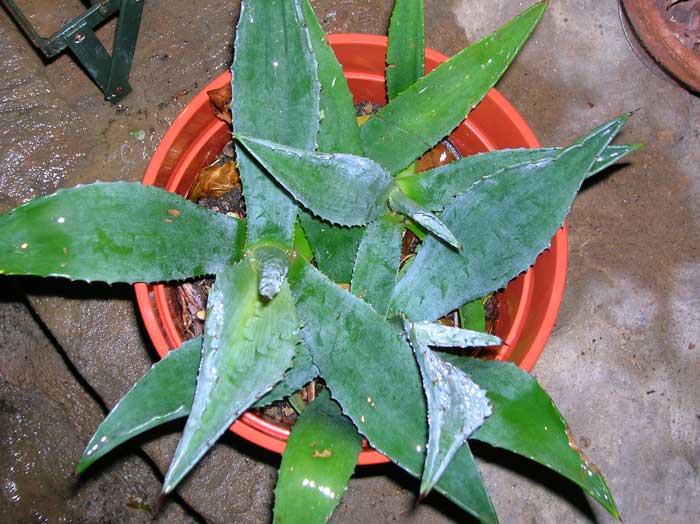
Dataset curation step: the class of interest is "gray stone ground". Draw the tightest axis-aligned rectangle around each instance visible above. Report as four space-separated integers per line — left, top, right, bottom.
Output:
0 0 698 523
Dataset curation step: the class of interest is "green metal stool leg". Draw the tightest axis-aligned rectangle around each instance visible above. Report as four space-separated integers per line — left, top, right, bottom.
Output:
65 27 114 95
105 0 145 101
1 0 144 103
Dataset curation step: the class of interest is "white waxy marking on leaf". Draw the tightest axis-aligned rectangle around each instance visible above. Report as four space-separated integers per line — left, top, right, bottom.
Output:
405 320 492 495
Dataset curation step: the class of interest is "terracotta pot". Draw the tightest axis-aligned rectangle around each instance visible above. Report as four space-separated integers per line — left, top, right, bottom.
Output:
620 0 700 92
134 34 568 466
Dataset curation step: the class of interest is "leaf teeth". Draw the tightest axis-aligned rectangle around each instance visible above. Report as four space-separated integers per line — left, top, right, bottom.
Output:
404 320 491 497
162 260 299 494
0 182 244 284
235 134 392 227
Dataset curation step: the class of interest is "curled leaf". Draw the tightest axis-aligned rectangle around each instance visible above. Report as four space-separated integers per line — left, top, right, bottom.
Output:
207 84 232 124
187 160 240 202
405 321 492 497
388 189 461 249
411 320 501 348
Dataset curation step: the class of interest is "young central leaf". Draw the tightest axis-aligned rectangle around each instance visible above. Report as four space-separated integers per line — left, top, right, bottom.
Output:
273 390 362 524
250 244 290 300
405 321 492 497
163 259 299 493
235 135 393 226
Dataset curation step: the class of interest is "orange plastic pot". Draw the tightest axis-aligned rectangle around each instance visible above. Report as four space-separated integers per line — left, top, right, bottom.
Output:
135 34 567 466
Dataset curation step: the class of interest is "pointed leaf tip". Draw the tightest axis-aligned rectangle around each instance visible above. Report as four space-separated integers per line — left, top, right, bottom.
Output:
412 321 502 348
288 259 498 523
361 0 548 174
162 260 298 493
236 135 393 227
406 321 492 497
77 336 202 474
389 190 461 249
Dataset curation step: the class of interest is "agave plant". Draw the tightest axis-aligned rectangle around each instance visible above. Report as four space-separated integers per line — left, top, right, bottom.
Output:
0 1 638 522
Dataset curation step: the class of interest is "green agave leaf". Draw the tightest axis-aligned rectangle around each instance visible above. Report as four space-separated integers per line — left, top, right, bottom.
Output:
588 143 641 177
460 298 487 332
288 258 497 524
405 321 492 497
301 0 362 156
388 189 461 249
232 0 319 248
163 259 299 494
351 213 404 315
73 333 311 455
361 1 547 174
0 182 245 284
298 0 366 284
254 343 318 408
398 144 640 211
299 217 362 283
390 116 628 321
444 356 620 520
273 389 362 524
236 135 393 227
411 321 501 348
77 336 202 474
293 218 314 262
386 0 425 100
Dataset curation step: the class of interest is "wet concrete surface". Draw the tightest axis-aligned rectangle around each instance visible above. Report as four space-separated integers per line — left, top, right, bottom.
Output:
0 0 698 522
0 289 195 523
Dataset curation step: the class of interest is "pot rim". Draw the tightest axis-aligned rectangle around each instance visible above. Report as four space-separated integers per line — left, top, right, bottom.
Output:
135 33 567 466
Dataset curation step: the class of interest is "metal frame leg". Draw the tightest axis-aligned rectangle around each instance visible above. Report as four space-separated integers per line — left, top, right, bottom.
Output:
1 0 144 102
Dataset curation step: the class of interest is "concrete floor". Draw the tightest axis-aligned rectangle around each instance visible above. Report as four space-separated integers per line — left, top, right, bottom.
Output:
0 0 698 523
